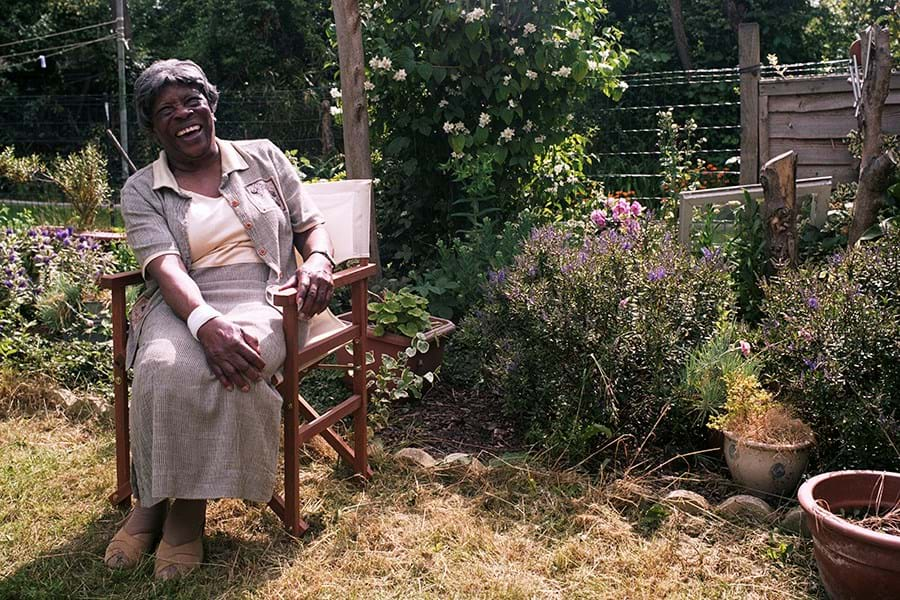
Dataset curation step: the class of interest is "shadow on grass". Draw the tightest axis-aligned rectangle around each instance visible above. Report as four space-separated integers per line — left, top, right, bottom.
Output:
0 501 304 600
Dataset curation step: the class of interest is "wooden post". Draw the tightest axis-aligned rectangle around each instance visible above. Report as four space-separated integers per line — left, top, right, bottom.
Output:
848 25 895 245
739 23 760 185
759 150 799 270
332 0 381 274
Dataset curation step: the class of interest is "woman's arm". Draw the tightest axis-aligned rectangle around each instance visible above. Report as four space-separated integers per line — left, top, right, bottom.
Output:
279 224 335 319
146 254 266 392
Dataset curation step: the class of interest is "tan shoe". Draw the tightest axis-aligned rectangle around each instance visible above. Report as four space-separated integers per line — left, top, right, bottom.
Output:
104 527 158 569
154 533 204 580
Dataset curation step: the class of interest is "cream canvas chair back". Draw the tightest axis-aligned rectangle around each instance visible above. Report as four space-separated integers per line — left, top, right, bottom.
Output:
302 179 372 264
298 179 372 352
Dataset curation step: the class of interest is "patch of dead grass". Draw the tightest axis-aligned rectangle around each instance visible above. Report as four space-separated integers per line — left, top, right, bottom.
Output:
0 407 824 599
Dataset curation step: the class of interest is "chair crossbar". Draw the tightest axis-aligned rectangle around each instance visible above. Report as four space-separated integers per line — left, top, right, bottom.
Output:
298 394 361 444
296 394 374 479
297 326 358 368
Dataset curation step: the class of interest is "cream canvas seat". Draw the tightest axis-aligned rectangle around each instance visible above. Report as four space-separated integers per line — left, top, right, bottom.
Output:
102 178 375 535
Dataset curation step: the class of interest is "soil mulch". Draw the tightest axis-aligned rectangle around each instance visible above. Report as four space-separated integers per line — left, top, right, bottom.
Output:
378 383 527 458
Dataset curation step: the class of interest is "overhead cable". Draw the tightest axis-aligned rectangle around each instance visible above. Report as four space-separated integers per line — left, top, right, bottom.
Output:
0 20 116 49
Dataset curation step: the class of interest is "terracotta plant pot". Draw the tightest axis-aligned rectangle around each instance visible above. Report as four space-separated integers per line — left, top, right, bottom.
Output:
723 431 812 498
334 314 456 379
798 471 900 600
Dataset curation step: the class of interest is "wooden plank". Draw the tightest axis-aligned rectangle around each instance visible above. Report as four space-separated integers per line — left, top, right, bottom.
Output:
739 23 760 185
768 105 900 139
769 139 855 165
797 164 857 182
767 90 900 113
760 73 900 96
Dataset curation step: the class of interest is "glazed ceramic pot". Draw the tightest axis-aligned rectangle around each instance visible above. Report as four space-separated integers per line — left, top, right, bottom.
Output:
798 471 900 600
723 431 812 498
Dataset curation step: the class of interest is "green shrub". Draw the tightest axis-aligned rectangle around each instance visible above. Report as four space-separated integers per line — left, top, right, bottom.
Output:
760 232 900 470
368 287 431 337
409 213 535 320
360 0 629 260
474 214 734 460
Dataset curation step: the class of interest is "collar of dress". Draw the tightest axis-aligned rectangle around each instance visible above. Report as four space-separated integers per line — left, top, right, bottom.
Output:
151 138 249 194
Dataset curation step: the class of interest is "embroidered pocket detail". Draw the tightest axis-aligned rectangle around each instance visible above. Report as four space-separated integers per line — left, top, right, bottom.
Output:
245 178 285 213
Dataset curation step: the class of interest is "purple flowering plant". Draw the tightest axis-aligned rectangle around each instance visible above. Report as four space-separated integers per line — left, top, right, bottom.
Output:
472 213 735 459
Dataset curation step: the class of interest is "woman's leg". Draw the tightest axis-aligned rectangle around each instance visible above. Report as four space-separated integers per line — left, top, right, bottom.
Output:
154 498 207 580
104 500 168 568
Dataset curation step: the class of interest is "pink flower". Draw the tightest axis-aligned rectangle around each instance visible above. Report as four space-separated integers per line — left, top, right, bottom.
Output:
739 341 751 357
590 209 607 228
630 201 644 217
612 199 629 218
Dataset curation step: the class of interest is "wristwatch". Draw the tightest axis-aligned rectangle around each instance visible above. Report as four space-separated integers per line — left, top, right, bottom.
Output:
308 249 336 269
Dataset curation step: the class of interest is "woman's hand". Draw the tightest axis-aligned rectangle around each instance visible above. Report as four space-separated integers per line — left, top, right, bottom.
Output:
278 253 334 319
197 317 266 392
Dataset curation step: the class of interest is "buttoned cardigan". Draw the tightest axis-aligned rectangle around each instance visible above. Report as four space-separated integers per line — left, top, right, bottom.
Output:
120 138 324 367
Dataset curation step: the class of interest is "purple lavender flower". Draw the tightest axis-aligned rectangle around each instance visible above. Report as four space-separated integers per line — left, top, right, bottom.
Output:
647 266 667 282
806 296 820 310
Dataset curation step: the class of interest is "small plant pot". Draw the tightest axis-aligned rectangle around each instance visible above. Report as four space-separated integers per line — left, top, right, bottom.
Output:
722 431 812 499
798 471 900 600
335 314 456 381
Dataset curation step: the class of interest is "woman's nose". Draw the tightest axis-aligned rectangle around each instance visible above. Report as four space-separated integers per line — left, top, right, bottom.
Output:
174 105 194 119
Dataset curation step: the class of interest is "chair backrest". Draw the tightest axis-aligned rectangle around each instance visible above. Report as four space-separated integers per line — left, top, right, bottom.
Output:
302 179 372 265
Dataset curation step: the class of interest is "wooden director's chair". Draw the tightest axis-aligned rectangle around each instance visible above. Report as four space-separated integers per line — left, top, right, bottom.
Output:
101 179 375 535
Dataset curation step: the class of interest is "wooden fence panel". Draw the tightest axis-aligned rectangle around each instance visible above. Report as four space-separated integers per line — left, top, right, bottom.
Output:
758 73 900 184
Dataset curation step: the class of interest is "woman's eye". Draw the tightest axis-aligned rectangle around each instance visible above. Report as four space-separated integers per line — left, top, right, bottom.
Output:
187 98 202 107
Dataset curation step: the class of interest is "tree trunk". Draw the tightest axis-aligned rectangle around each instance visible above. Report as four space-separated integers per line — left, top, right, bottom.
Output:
848 25 895 245
722 0 748 33
760 151 799 270
668 0 693 72
332 0 381 274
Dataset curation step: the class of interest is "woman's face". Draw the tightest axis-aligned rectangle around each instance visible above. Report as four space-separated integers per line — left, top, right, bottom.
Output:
151 83 217 166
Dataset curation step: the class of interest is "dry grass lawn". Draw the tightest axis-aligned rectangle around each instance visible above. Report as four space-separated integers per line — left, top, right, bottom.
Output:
0 398 825 599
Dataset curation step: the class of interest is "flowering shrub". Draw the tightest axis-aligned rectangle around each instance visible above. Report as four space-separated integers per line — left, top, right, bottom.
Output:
469 213 734 460
760 231 900 470
0 217 133 390
358 0 629 259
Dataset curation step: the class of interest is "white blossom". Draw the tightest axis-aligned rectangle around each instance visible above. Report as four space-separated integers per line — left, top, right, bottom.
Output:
369 56 393 70
566 113 574 121
503 74 512 85
330 87 341 99
438 99 449 108
552 66 572 77
465 7 486 22
522 120 534 132
509 38 518 46
478 112 491 128
443 121 454 133
508 99 517 108
566 29 581 40
364 81 375 91
393 69 407 81
329 106 342 116
566 174 579 184
534 135 546 143
451 151 465 159
526 70 537 80
523 22 537 35
514 46 525 56
553 163 566 174
443 121 470 135
499 127 515 142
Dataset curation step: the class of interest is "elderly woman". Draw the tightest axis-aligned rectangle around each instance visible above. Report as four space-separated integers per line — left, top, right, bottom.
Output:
103 59 335 579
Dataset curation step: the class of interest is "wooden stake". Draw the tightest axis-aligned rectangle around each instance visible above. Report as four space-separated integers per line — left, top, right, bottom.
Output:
759 150 799 270
739 23 760 185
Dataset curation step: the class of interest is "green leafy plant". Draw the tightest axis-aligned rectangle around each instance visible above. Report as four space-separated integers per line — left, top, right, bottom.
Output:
360 0 629 260
368 287 431 337
657 109 706 222
682 318 760 427
0 143 111 230
366 333 436 427
708 371 813 446
760 230 900 469
470 214 734 461
723 191 768 322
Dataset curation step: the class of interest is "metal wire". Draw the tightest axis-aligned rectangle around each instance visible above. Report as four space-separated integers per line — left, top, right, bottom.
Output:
0 20 116 49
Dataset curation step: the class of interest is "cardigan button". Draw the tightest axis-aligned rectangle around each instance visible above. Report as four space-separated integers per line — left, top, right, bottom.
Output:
257 248 267 256
230 199 239 207
244 222 252 229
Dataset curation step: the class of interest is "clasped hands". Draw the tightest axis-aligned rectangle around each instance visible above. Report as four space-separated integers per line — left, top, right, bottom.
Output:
197 254 334 392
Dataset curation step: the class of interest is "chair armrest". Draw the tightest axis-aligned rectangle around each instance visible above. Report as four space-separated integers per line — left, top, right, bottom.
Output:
100 270 144 290
273 263 377 308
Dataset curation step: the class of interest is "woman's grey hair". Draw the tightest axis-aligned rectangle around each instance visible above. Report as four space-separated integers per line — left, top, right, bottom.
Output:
133 59 219 131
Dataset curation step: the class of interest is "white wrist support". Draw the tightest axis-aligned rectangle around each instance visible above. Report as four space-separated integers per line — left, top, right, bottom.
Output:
187 304 222 340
